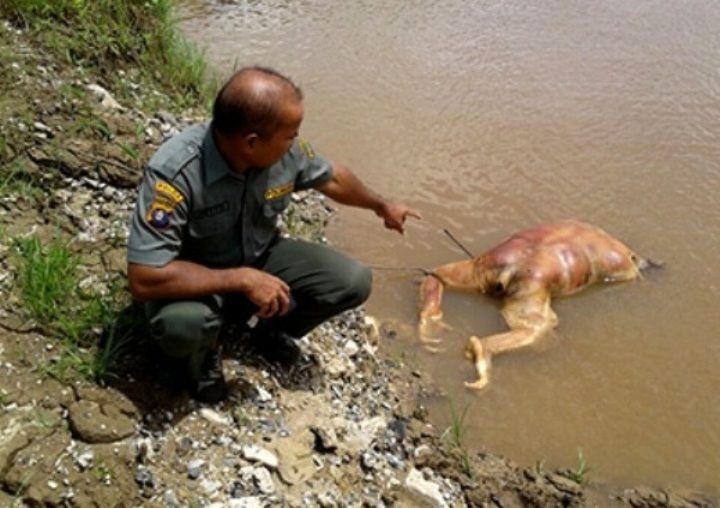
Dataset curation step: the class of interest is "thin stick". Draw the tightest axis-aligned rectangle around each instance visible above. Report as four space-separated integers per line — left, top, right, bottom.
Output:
368 264 433 276
442 228 475 259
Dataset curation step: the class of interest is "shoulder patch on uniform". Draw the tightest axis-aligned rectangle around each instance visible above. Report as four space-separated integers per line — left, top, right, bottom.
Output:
154 181 184 204
145 180 183 229
298 139 315 160
145 205 173 229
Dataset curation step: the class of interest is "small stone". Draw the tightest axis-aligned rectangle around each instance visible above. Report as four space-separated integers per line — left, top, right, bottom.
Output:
361 450 379 470
242 444 278 469
343 340 359 357
200 408 231 426
135 467 154 489
163 489 181 508
252 467 275 494
76 449 94 470
47 480 58 490
200 478 221 496
310 426 338 453
134 437 154 463
255 386 272 402
387 419 407 441
228 498 264 508
33 121 52 133
187 459 205 479
404 468 447 507
86 83 122 110
177 436 193 454
385 453 404 469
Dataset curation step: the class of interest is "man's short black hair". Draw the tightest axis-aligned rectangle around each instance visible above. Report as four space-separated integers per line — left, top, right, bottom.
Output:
212 66 303 138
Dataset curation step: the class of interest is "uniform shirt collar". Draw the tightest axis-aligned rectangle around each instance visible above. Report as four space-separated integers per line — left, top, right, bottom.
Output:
202 125 237 185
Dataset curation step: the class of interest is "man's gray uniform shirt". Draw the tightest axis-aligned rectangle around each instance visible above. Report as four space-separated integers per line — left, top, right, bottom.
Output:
127 124 333 268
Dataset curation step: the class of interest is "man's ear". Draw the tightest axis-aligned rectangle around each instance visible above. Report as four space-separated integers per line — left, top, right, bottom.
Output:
244 132 259 149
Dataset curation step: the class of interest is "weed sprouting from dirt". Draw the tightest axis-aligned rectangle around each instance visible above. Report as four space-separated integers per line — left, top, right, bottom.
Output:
562 448 592 485
11 234 133 382
442 398 474 478
443 398 469 448
13 235 79 323
0 159 42 205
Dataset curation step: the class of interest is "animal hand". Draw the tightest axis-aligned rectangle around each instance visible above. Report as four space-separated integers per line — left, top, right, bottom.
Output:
376 201 422 234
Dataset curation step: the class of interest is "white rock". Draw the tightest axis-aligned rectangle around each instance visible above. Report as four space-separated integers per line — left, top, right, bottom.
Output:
199 478 221 496
405 468 448 508
252 467 275 494
76 449 94 470
343 339 359 357
242 444 278 468
133 437 154 463
228 497 264 508
414 445 434 462
255 386 272 402
341 416 387 453
324 357 355 379
33 121 52 133
199 408 231 426
86 83 122 110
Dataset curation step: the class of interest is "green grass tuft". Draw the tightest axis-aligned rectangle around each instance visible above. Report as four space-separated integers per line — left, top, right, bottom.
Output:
442 398 474 478
13 235 79 324
1 0 216 111
12 234 134 382
562 448 592 485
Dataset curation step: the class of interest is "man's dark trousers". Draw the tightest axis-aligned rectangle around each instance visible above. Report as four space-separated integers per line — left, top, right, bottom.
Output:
145 238 372 378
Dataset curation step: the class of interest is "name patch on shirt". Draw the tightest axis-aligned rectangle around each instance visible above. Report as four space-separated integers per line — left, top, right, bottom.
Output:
264 182 294 201
195 201 229 219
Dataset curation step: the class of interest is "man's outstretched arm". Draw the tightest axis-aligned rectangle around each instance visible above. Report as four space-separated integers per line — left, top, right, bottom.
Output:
316 163 422 233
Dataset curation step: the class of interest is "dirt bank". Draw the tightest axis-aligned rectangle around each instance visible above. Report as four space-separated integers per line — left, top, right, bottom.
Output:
0 10 715 508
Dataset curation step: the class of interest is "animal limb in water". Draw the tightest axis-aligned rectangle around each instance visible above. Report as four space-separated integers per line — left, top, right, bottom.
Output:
417 220 659 390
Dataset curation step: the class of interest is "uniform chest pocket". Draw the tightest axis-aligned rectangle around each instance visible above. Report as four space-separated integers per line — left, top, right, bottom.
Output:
187 213 235 238
183 214 241 267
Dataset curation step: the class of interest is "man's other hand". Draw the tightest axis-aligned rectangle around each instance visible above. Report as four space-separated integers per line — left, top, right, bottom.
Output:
237 267 291 318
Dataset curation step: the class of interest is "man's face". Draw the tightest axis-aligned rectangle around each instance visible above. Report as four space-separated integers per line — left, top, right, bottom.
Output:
251 99 304 168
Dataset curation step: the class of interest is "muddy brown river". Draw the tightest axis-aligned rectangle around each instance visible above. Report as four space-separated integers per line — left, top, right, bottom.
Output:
177 0 720 492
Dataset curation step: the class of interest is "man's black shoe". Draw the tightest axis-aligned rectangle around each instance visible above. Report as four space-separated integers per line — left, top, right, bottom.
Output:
250 331 302 367
189 346 226 404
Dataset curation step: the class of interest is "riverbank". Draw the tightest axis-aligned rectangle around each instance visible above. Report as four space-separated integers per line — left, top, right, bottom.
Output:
0 2 714 507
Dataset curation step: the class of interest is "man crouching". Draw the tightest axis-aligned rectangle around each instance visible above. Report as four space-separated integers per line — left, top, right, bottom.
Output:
126 67 420 403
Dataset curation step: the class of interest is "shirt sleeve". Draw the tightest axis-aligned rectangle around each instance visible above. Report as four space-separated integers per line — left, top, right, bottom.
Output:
292 139 334 191
126 168 190 267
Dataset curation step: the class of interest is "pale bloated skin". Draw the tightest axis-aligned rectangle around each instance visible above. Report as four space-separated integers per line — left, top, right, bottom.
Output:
418 220 649 390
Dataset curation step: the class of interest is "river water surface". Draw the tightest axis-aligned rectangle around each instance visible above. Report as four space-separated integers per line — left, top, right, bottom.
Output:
177 0 720 492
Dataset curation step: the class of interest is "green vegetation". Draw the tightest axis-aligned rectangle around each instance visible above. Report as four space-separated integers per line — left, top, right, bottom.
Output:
562 448 591 485
93 462 112 484
11 235 134 382
0 0 209 385
0 0 214 112
441 399 474 478
0 159 42 205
